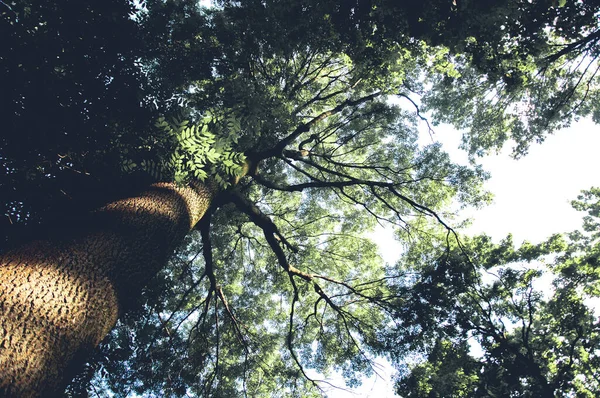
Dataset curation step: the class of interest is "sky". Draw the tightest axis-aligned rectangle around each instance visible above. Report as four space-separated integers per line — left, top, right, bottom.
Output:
443 117 600 245
324 116 600 397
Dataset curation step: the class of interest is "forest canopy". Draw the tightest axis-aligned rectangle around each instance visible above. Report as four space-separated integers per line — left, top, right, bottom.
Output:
0 0 599 397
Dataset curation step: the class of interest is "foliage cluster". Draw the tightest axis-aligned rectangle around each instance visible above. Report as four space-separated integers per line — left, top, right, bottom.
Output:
392 188 600 397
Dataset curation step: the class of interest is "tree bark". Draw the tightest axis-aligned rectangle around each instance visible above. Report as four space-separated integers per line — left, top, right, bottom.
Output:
0 181 215 397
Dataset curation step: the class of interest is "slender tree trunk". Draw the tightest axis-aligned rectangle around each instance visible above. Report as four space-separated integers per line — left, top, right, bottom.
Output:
0 181 215 397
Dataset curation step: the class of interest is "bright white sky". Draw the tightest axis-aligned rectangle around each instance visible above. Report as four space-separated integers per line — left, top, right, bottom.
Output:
440 117 600 244
324 117 600 397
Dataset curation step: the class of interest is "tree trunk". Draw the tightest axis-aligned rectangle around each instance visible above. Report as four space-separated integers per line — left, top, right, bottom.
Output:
0 181 215 397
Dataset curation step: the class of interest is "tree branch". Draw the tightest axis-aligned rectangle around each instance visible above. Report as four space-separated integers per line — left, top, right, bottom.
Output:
397 93 436 138
251 92 382 161
544 29 600 65
226 190 298 254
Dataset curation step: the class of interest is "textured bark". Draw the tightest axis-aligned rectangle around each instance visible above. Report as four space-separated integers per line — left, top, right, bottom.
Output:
0 181 215 397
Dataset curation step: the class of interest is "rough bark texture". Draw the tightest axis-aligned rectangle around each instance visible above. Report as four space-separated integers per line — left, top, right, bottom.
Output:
0 181 215 397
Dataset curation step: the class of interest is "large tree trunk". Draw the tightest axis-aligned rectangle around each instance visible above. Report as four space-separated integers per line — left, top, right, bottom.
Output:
0 181 215 397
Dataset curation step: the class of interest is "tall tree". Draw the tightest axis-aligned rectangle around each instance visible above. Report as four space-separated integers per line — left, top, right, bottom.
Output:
0 181 215 396
1 0 599 396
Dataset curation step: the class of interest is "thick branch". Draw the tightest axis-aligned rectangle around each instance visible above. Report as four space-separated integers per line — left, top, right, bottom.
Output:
226 191 298 255
544 29 600 65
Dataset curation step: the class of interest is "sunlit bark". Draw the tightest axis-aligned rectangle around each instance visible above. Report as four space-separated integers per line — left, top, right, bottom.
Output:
0 182 215 397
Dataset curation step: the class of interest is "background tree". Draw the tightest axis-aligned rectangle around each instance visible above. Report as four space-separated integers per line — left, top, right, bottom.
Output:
1 0 599 396
391 188 600 397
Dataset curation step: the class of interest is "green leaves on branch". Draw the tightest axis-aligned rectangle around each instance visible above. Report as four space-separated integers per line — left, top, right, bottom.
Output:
120 112 246 188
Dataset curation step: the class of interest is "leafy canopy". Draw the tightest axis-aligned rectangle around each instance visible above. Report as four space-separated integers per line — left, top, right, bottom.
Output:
1 0 599 397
